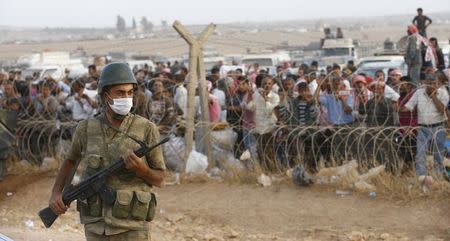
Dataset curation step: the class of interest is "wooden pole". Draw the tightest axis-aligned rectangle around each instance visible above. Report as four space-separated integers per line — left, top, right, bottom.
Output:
172 21 216 168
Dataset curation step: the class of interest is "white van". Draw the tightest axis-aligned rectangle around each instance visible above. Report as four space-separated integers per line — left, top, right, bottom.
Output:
22 65 65 81
241 52 291 67
320 38 357 66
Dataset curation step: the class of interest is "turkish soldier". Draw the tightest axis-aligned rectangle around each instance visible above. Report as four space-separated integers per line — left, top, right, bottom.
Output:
48 63 166 240
0 120 15 181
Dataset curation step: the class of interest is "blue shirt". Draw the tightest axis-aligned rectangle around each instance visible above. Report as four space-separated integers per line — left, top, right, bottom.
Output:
319 93 354 125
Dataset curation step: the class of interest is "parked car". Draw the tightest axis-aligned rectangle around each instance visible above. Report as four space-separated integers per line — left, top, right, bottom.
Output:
356 56 407 81
22 65 64 81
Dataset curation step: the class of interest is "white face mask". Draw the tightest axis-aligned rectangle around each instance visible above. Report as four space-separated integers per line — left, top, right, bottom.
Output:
108 97 133 116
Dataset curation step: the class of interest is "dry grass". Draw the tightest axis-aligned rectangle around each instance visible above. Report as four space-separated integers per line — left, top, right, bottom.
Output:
372 172 450 202
7 151 450 203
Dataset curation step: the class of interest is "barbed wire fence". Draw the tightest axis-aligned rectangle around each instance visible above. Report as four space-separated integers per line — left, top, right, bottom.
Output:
2 27 448 184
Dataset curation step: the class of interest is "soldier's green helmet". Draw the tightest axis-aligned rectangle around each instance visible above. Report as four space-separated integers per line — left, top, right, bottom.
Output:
98 62 137 94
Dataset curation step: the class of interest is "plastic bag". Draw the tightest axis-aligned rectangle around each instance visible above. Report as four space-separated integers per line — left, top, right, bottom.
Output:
292 164 314 186
185 150 208 174
210 128 237 151
162 135 185 172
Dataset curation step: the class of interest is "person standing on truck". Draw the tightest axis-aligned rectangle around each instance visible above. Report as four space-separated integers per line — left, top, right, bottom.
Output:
412 8 432 38
48 62 165 241
404 25 423 85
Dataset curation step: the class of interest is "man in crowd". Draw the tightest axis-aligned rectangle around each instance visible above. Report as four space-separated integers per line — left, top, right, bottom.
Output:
346 60 357 73
359 81 395 127
33 81 59 119
65 79 97 121
88 64 99 81
351 75 372 124
173 73 188 119
239 78 257 168
318 75 354 126
398 76 418 170
147 80 176 136
387 69 403 92
247 77 279 171
401 74 449 182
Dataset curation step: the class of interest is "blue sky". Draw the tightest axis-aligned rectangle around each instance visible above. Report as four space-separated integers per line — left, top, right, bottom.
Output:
0 0 449 27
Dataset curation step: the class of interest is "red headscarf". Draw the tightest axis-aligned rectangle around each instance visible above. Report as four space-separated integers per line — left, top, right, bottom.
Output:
408 25 418 34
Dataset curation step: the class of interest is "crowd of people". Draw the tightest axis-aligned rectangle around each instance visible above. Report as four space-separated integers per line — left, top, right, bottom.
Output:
0 17 449 183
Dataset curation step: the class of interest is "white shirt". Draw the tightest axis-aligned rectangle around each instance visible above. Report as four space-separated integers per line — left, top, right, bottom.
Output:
144 89 152 101
65 95 94 121
247 90 280 134
405 88 449 125
309 79 318 95
384 85 400 102
84 89 98 100
174 84 188 119
57 81 71 94
271 83 280 94
212 88 227 122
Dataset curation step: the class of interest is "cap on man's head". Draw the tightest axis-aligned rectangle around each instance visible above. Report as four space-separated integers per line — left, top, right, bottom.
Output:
408 25 418 34
369 80 385 89
353 75 367 84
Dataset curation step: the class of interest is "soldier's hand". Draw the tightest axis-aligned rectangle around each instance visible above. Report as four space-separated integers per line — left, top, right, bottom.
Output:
49 192 67 215
123 151 147 175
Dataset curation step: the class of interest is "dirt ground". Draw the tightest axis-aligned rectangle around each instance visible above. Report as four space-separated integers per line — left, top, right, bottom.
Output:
0 171 449 241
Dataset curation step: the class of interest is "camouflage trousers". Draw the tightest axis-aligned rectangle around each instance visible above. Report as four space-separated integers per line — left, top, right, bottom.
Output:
85 229 150 241
0 158 6 181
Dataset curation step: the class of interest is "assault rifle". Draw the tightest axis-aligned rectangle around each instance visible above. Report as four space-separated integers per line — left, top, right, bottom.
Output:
38 136 170 228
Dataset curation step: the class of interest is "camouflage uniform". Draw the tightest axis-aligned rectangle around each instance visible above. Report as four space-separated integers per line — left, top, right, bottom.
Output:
67 113 165 241
0 110 16 181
